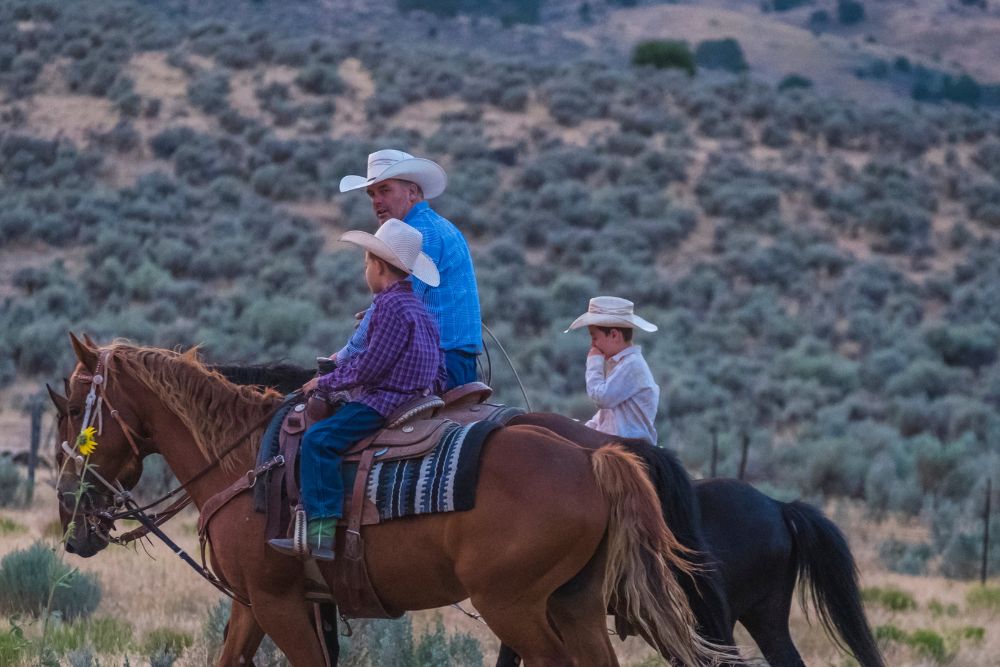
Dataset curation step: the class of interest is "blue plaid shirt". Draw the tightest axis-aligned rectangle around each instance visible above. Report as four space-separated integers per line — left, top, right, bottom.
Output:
336 202 482 362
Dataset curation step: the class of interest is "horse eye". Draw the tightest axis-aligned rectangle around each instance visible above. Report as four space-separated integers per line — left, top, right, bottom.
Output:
68 406 82 417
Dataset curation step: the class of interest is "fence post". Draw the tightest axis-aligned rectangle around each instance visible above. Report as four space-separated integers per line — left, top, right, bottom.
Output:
983 477 992 585
738 431 750 481
27 401 42 505
709 426 718 478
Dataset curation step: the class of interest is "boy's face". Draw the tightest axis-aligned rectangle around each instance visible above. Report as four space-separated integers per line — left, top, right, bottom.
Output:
588 326 629 357
364 253 382 294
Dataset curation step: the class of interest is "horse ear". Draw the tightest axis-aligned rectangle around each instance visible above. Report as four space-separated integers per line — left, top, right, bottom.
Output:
69 332 98 372
63 377 71 396
46 384 68 416
82 333 98 348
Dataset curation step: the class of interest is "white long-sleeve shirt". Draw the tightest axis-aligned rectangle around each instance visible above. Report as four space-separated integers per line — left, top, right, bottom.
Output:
585 346 660 445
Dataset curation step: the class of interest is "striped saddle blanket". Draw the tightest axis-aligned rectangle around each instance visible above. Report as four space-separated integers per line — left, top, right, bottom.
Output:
343 420 500 522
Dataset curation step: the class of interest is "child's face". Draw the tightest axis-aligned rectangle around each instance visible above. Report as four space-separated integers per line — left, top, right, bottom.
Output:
588 326 629 357
364 253 382 293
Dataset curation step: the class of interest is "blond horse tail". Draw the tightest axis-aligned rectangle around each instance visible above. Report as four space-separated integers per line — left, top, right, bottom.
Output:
591 443 729 667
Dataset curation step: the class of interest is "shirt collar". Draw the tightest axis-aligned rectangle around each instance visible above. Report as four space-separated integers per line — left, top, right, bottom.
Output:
404 201 430 221
610 345 640 363
375 280 411 301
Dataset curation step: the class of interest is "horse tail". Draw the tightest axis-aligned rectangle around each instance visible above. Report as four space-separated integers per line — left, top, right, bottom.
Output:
620 439 734 644
590 444 727 667
781 501 886 667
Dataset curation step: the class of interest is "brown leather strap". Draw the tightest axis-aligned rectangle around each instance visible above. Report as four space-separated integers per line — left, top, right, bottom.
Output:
198 456 286 537
116 494 193 544
346 448 376 559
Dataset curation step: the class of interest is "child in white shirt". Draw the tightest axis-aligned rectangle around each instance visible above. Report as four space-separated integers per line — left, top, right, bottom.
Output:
566 296 660 444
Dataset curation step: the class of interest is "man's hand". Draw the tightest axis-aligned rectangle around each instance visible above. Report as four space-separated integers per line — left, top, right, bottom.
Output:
588 346 604 358
302 377 320 394
354 310 366 330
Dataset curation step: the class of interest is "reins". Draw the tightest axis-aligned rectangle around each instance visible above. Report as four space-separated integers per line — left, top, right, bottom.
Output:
64 349 295 607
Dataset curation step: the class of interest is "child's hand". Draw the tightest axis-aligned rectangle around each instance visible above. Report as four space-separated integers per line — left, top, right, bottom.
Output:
588 346 604 358
302 377 320 394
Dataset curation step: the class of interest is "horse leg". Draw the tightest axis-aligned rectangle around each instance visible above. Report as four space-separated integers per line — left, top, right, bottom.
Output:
217 602 264 666
738 586 805 667
248 593 330 667
474 598 575 667
544 547 619 667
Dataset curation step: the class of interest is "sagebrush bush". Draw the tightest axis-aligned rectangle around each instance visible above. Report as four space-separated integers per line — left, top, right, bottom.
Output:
0 542 102 620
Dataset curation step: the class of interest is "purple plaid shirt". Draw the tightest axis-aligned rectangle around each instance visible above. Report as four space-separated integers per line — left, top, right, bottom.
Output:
318 281 445 417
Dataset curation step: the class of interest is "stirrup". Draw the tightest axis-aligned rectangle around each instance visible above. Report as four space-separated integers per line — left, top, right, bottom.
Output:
292 506 308 557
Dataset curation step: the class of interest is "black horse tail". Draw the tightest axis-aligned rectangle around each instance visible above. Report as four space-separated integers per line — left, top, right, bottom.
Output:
781 501 885 667
622 439 734 646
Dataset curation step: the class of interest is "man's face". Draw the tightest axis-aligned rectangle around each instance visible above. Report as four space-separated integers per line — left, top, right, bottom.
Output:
366 179 417 224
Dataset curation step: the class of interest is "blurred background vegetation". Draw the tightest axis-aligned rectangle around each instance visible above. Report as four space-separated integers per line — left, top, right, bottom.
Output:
0 0 998 585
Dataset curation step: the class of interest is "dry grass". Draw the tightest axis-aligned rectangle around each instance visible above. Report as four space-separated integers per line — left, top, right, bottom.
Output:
0 469 997 666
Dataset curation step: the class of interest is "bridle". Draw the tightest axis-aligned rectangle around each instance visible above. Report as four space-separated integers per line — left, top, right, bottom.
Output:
61 348 288 606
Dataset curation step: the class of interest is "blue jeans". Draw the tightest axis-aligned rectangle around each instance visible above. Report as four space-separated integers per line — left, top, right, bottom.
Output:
299 401 384 520
444 350 478 390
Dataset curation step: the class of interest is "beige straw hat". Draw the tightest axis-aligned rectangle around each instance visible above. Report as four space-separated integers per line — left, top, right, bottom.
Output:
339 218 440 287
565 296 658 333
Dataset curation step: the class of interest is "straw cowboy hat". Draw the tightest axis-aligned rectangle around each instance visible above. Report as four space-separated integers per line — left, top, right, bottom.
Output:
339 149 448 199
565 296 658 333
339 218 440 287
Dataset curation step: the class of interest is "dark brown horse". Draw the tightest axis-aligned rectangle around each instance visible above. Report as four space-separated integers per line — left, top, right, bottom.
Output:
54 336 724 667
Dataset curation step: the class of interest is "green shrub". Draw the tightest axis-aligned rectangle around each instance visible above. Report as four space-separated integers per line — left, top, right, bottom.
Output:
906 629 949 663
47 616 133 655
143 628 193 663
927 599 959 617
778 74 813 91
0 516 26 536
958 625 985 642
878 539 931 575
695 39 748 73
631 40 695 75
837 0 865 24
874 623 907 641
0 625 30 665
862 585 917 612
966 585 1000 612
0 542 102 620
0 457 22 507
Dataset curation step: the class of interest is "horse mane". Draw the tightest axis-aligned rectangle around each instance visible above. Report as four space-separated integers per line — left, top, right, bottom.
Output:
101 342 281 470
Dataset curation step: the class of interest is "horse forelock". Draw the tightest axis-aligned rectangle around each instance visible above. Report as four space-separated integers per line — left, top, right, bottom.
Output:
100 342 280 471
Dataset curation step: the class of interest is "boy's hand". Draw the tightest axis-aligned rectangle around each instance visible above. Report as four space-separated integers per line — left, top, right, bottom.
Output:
302 377 320 394
588 346 604 357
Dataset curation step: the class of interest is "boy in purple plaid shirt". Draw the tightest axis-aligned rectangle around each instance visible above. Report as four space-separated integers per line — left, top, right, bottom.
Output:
269 219 445 561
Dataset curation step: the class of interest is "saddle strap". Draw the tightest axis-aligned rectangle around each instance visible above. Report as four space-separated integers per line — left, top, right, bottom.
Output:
198 456 286 538
332 448 399 619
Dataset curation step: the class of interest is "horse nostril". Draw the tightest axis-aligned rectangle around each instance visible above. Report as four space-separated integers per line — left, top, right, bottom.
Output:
65 542 76 554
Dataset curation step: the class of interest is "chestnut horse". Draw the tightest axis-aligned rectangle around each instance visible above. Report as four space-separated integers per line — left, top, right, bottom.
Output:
54 336 723 667
207 362 884 667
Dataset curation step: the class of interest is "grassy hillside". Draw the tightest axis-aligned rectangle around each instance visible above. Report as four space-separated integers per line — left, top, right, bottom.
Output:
1 0 1000 663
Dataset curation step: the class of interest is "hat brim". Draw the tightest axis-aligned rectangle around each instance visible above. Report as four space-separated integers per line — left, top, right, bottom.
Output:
338 230 441 287
339 158 447 199
564 312 658 333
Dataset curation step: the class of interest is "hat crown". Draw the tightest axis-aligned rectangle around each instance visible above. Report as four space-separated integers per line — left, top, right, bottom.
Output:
588 296 635 317
373 219 422 269
367 149 415 180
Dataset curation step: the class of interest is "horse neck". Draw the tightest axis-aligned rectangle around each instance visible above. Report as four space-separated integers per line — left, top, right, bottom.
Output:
115 354 278 507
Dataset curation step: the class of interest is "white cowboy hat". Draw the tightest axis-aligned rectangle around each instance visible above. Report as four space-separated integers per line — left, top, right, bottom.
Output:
339 218 440 287
339 149 448 199
565 296 658 333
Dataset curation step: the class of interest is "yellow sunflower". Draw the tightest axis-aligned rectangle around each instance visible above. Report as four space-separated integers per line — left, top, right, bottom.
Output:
76 426 98 456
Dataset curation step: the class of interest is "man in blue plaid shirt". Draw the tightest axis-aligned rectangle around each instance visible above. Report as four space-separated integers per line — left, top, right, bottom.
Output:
333 149 482 389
